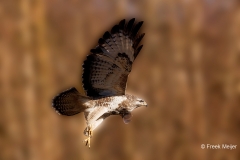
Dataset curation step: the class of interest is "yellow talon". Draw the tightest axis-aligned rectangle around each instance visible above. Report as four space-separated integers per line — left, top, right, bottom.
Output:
83 125 92 148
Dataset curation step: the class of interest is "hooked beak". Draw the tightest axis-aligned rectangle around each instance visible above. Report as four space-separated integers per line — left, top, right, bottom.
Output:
143 100 148 107
143 102 147 107
138 100 148 107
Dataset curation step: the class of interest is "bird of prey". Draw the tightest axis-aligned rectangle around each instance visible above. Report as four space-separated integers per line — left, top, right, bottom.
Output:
52 18 147 148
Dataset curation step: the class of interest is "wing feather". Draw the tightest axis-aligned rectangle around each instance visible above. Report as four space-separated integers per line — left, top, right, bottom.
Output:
82 18 144 98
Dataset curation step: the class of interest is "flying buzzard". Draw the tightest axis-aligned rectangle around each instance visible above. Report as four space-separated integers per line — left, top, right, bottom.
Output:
52 18 147 148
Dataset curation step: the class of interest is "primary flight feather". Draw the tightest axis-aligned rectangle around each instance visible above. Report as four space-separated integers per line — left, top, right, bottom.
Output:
52 18 147 148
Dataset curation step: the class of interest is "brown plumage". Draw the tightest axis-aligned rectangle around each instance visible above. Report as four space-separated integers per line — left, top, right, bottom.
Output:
52 18 147 148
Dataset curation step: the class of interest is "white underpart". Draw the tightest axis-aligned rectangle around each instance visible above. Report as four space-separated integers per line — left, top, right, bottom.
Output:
83 96 127 131
107 96 127 110
85 107 108 131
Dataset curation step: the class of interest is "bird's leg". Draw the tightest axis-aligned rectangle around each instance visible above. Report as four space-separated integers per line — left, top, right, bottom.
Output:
83 125 93 148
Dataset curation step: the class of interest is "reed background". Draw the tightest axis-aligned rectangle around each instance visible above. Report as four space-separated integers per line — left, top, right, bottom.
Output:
1 0 240 160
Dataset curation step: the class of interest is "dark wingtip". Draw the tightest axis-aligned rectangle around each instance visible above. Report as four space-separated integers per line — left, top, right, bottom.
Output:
134 45 143 58
111 25 119 34
131 21 144 39
130 18 135 21
103 31 111 40
126 18 135 34
90 49 96 53
98 38 105 45
133 33 145 49
119 19 125 30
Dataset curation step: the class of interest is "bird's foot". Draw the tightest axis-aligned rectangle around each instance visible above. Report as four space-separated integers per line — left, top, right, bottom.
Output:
83 125 92 148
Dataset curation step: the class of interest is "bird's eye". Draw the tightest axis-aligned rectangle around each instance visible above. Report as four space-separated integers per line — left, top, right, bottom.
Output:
139 100 144 102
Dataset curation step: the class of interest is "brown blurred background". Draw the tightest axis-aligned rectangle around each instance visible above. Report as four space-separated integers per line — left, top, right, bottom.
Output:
1 0 240 160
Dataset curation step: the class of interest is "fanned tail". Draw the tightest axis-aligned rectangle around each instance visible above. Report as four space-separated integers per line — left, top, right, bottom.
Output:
52 87 90 116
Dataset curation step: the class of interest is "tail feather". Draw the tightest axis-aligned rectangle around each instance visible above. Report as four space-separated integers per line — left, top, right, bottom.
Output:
52 87 89 116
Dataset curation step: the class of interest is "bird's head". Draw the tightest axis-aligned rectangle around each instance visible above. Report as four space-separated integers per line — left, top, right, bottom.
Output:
134 97 148 108
126 94 147 108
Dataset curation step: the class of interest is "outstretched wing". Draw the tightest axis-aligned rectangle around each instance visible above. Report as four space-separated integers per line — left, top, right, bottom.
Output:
82 18 145 98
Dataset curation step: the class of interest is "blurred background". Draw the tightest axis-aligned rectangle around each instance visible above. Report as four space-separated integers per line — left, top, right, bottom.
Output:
1 0 240 159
